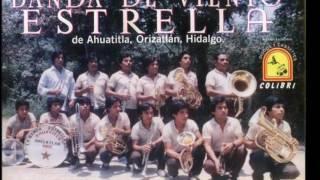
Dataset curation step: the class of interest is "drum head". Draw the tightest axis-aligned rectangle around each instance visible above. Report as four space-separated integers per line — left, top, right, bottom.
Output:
2 139 25 166
24 124 68 168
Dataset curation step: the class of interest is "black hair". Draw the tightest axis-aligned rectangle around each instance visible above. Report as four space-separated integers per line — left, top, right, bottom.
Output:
209 95 227 113
170 99 189 117
76 96 91 106
137 102 156 116
51 51 65 64
46 97 64 111
15 99 30 111
118 53 132 65
143 56 159 73
105 96 121 112
87 55 98 64
213 53 229 61
263 95 286 112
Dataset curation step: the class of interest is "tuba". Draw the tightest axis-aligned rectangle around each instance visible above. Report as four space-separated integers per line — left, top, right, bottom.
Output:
255 108 299 163
177 131 196 173
2 139 25 166
228 70 257 118
174 68 202 109
70 103 86 157
97 126 127 155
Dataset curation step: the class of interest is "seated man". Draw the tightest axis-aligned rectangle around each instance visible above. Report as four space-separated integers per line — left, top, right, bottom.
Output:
95 96 132 170
162 100 205 179
245 95 300 180
202 96 247 180
6 99 37 142
130 103 166 176
68 97 100 168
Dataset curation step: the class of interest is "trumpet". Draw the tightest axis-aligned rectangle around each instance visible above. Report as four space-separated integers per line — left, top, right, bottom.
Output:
228 70 257 118
177 131 196 173
141 124 157 176
70 103 86 157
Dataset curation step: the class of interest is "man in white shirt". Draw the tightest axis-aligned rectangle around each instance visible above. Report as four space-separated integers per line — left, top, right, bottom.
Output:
37 51 76 115
162 100 205 179
95 96 132 170
75 56 109 118
136 56 167 118
107 54 139 126
68 97 100 169
130 103 166 176
205 53 237 116
6 99 37 142
245 96 300 180
202 96 247 180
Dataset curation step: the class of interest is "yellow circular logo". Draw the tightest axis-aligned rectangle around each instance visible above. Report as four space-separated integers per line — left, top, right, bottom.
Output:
262 47 293 81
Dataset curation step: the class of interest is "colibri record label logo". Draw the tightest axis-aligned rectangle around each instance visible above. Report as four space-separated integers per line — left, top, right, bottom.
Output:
259 43 297 90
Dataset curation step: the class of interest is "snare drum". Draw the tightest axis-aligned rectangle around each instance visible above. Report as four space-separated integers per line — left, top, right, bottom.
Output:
24 124 68 168
2 139 25 166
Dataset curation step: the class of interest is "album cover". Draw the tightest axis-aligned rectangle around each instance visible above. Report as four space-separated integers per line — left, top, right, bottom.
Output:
2 0 305 179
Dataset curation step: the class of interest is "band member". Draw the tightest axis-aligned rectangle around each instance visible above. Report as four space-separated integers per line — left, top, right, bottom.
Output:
205 53 237 116
75 55 109 118
6 99 37 142
39 97 70 129
245 95 300 180
68 97 100 168
130 103 166 176
37 51 76 115
136 56 167 117
162 100 205 179
166 51 199 99
202 96 247 180
95 96 132 170
107 54 139 126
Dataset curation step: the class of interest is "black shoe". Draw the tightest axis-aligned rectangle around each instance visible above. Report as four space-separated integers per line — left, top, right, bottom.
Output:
125 163 131 171
70 161 80 170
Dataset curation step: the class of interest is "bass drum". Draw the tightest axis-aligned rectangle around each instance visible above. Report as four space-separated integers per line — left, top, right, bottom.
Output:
24 124 68 168
2 139 25 166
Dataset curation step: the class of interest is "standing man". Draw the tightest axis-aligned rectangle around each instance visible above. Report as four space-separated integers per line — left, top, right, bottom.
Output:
75 56 109 118
107 54 139 126
245 95 300 180
205 53 237 116
68 97 100 168
130 103 166 176
6 99 37 142
202 96 247 180
37 51 76 115
136 56 167 117
162 100 205 179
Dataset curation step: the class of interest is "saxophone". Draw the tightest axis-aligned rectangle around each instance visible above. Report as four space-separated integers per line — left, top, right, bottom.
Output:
174 68 202 109
255 108 299 163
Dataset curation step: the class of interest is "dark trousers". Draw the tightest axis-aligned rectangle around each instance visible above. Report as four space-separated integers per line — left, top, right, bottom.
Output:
249 150 300 180
166 145 205 177
125 109 138 127
130 142 165 170
99 137 132 165
67 139 99 165
203 145 247 179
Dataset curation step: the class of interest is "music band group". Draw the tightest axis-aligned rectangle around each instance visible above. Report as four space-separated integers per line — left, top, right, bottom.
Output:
4 51 301 180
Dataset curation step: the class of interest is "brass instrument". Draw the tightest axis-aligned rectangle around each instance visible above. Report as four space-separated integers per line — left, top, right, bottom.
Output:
255 108 299 163
70 103 86 157
177 131 196 173
228 70 257 118
153 87 166 117
97 126 127 155
217 151 232 179
174 68 202 109
141 124 156 176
